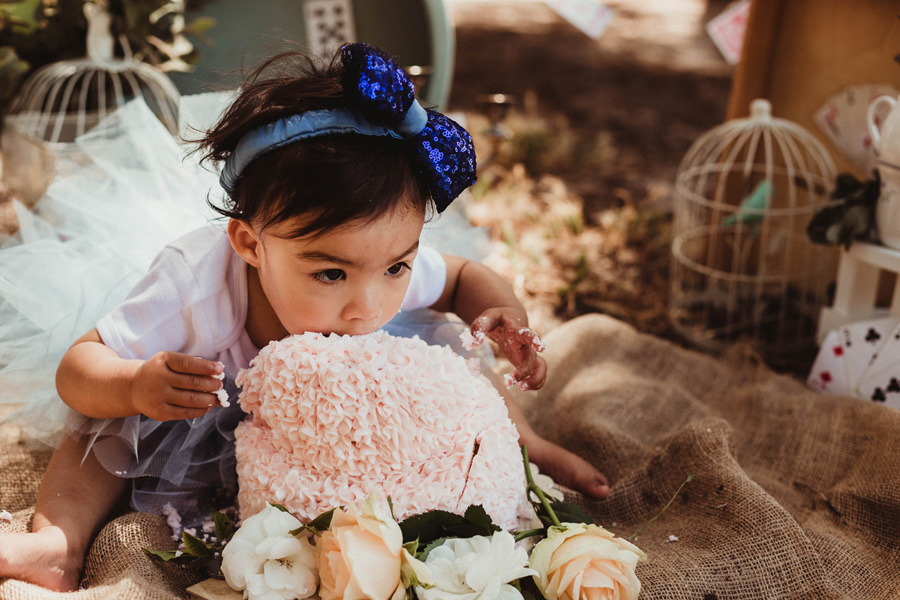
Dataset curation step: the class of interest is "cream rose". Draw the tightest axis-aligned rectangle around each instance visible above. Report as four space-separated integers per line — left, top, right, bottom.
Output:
221 503 317 600
529 523 646 600
315 494 432 600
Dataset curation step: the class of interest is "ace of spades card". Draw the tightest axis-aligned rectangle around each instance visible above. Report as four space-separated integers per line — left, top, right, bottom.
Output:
855 319 900 408
807 329 851 395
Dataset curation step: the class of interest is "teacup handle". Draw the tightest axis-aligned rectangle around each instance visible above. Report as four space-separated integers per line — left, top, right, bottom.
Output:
868 95 897 154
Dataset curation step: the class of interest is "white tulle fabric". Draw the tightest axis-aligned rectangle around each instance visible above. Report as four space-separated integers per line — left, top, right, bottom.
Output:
0 94 228 447
234 331 524 531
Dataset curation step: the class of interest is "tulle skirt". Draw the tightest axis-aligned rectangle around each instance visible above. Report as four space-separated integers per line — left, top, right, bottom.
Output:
0 94 492 520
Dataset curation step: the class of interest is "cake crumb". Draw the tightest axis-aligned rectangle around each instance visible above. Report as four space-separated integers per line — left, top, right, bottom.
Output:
162 503 183 537
459 328 486 350
215 388 230 407
518 328 547 352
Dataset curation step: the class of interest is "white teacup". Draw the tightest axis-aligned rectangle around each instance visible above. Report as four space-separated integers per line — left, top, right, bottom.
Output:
868 95 900 166
875 159 900 250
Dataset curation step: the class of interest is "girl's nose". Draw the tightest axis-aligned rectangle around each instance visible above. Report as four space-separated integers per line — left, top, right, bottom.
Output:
343 288 380 322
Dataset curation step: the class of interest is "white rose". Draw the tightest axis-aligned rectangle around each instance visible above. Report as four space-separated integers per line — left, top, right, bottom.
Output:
530 523 646 600
221 503 318 600
416 531 537 600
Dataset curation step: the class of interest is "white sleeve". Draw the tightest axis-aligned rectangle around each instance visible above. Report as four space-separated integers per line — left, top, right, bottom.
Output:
96 247 207 360
401 245 446 310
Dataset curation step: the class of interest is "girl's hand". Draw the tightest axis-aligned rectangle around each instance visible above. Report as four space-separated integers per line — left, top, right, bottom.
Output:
470 309 548 390
130 352 224 421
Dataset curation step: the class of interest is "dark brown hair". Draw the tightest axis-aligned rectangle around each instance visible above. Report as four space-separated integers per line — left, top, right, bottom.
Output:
195 50 432 238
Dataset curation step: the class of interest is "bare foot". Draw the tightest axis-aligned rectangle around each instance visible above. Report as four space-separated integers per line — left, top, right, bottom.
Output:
526 438 610 499
0 527 82 591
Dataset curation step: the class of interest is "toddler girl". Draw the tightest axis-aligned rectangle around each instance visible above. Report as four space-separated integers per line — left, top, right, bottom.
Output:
0 43 608 592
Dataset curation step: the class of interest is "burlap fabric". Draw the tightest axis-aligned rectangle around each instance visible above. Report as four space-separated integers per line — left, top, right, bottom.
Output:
0 417 205 599
2 313 899 599
512 315 900 600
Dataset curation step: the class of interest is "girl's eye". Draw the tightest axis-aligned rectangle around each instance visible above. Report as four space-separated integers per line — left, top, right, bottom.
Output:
315 269 345 284
387 262 409 276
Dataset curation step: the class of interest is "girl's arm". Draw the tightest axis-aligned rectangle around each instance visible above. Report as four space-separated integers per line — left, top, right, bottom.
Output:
56 328 224 421
430 255 548 390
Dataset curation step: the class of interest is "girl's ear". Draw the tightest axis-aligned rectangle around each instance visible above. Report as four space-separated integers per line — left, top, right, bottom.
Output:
228 219 262 267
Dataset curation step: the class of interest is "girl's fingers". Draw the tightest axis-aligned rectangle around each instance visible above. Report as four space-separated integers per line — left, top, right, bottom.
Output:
523 357 548 390
164 352 223 378
171 371 223 394
163 403 212 421
524 329 548 353
471 314 501 336
511 350 538 383
168 389 218 411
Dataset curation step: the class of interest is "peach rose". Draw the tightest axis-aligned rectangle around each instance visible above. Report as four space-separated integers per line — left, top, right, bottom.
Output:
529 524 646 600
314 494 432 600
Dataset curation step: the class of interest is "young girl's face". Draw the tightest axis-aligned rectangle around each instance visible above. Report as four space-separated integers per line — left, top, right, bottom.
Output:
242 203 426 338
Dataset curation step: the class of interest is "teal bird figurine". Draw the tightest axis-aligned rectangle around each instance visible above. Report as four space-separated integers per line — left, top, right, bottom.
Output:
723 180 773 228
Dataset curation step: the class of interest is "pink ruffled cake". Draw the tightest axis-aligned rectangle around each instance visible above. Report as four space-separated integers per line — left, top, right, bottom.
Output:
233 331 525 530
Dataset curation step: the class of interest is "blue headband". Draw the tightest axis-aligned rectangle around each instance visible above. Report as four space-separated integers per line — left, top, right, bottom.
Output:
219 43 477 213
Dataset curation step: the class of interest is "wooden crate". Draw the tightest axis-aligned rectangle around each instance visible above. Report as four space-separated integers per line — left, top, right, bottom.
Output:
728 0 900 178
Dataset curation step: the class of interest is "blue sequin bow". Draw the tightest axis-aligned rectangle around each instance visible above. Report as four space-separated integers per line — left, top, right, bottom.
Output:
219 43 477 212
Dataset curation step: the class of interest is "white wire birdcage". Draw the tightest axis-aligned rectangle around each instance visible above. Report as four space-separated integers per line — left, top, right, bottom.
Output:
669 98 838 366
6 0 180 145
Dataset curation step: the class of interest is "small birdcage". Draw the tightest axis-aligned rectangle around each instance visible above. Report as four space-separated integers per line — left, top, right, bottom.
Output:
6 0 180 145
669 99 838 366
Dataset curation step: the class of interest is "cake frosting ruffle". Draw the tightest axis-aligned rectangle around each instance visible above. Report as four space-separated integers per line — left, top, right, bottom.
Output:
234 330 525 530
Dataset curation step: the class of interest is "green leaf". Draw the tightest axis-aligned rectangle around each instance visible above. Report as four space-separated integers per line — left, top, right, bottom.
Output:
182 531 214 558
143 548 181 562
548 502 593 525
213 511 234 542
399 506 498 546
143 547 208 567
269 503 290 513
463 505 501 534
399 510 462 544
0 0 44 35
308 507 338 532
402 540 418 556
417 536 451 562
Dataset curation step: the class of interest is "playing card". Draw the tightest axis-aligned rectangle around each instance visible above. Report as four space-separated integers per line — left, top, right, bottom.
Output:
855 319 900 408
547 0 615 39
807 329 851 395
705 0 750 65
837 316 899 390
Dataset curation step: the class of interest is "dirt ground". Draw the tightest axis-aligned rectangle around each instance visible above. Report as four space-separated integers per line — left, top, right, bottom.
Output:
445 0 735 345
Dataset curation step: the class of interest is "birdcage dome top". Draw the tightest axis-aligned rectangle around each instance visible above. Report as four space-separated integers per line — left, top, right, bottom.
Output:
6 0 180 145
676 98 836 216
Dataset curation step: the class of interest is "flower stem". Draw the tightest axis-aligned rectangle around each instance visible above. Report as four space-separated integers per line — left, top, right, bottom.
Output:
627 471 694 542
514 528 545 542
523 446 561 528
